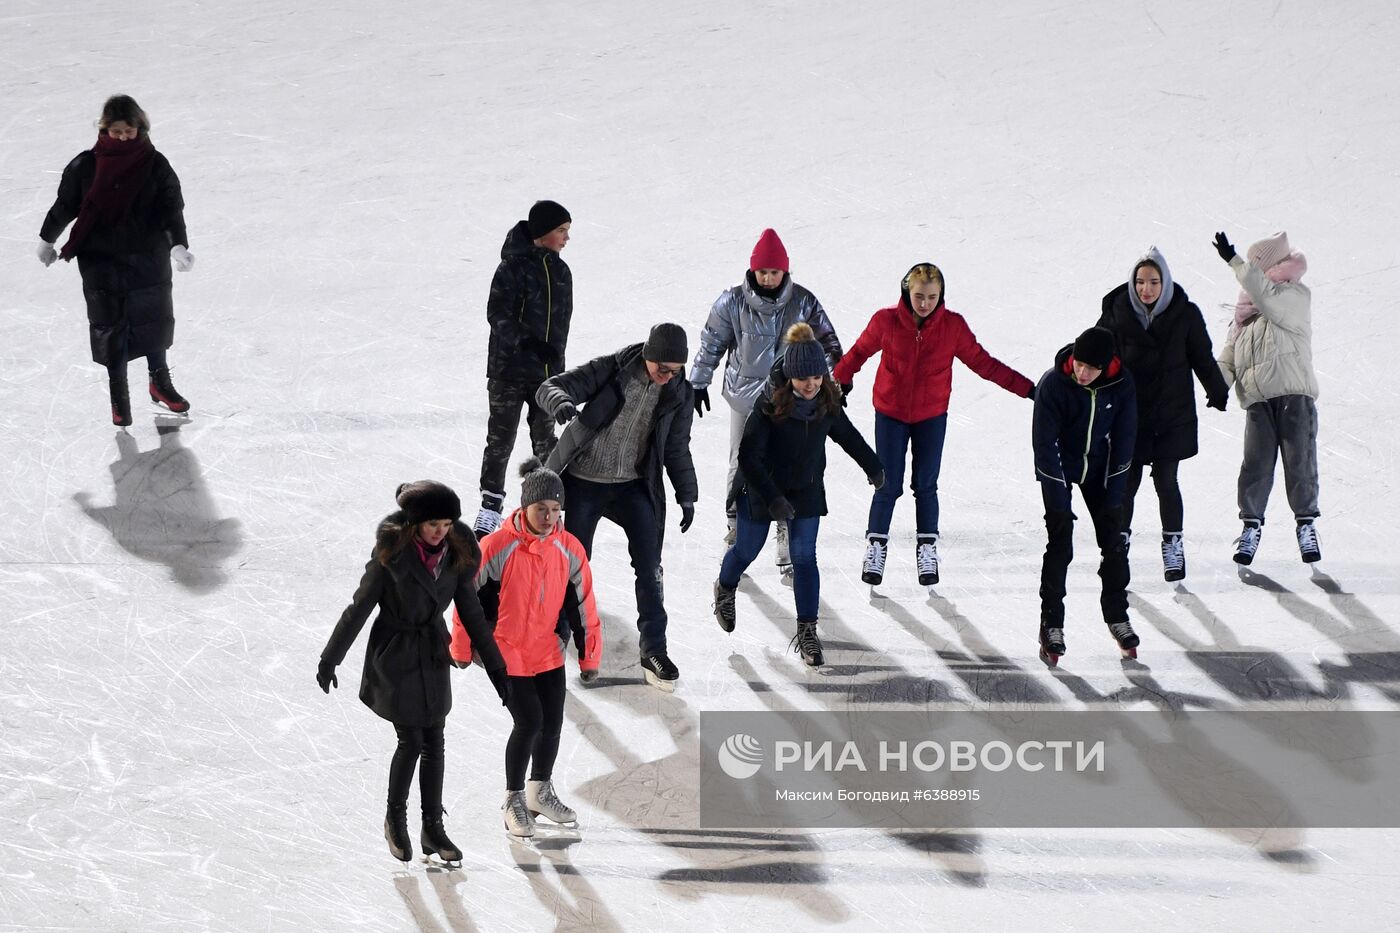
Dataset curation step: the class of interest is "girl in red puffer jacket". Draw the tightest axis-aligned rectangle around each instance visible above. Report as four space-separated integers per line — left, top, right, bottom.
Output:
833 262 1034 587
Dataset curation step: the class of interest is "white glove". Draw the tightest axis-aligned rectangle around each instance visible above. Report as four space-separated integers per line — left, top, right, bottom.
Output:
37 241 58 267
171 245 195 272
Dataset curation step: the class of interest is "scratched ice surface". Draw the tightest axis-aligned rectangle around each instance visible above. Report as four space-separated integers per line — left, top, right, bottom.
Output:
4 1 1400 929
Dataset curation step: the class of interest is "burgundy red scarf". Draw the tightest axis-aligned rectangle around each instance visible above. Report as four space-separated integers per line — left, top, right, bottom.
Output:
60 134 157 260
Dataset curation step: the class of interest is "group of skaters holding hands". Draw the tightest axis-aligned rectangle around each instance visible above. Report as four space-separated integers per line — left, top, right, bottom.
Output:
35 95 1325 864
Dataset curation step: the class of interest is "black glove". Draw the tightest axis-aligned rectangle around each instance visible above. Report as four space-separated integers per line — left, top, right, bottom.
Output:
1027 384 1036 401
679 502 695 533
867 469 885 490
554 400 577 425
487 666 511 707
1207 394 1228 412
316 659 337 694
1213 232 1236 263
525 337 560 369
451 658 471 670
694 386 710 418
839 383 853 407
767 496 796 521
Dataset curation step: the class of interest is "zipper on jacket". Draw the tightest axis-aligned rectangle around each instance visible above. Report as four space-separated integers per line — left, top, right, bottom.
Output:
1080 386 1097 484
543 255 553 377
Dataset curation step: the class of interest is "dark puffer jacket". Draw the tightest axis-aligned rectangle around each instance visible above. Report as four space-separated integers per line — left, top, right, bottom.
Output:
731 381 881 521
1098 282 1228 464
537 344 697 547
320 514 504 727
1032 345 1138 511
40 148 188 365
485 221 573 385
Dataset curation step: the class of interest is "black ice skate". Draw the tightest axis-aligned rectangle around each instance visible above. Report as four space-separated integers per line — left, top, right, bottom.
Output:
916 534 940 586
1296 521 1322 563
861 534 888 586
148 367 190 413
1039 626 1066 668
1161 532 1185 583
791 620 824 667
1108 621 1140 659
640 651 679 692
713 580 737 632
1233 523 1262 565
384 805 413 862
421 808 462 866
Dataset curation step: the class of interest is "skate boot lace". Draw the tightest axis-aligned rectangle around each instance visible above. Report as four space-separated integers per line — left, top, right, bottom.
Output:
863 538 888 576
1042 627 1065 652
1297 523 1319 552
1161 535 1184 574
916 540 939 576
1235 525 1261 555
1108 621 1138 646
789 622 822 658
504 791 533 828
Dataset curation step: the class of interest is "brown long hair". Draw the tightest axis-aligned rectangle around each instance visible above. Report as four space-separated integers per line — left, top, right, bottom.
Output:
98 95 151 137
375 517 480 573
769 378 843 420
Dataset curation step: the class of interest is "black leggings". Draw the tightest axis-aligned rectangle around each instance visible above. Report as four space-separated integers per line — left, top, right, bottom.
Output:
388 720 445 819
505 666 566 791
1123 460 1184 534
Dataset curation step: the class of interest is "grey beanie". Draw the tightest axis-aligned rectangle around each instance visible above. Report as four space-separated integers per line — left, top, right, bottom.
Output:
519 458 565 507
642 322 689 363
395 480 462 524
780 322 828 379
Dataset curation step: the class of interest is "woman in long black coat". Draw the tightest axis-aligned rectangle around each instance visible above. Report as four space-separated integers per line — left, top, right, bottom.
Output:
1098 246 1229 582
38 95 194 426
318 481 508 865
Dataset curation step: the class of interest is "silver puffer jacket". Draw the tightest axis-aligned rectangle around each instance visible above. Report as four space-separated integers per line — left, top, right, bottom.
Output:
688 275 842 413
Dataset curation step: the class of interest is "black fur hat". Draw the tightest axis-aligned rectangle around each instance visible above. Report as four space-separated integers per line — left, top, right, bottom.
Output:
395 480 462 524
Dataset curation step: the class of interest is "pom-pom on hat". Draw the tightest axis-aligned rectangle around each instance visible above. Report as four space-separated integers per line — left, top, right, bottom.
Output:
1246 231 1291 270
781 322 827 379
396 480 462 524
1072 326 1117 370
519 458 565 507
642 322 689 363
749 228 789 272
527 200 572 239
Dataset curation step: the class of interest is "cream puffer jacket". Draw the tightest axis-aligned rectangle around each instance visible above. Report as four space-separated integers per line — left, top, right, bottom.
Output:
1217 255 1318 408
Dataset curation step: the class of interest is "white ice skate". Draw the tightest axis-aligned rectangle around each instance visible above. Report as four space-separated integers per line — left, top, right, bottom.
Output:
503 790 536 840
526 779 578 827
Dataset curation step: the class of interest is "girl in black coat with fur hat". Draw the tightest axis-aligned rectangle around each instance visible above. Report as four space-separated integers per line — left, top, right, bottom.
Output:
318 481 508 865
712 323 884 668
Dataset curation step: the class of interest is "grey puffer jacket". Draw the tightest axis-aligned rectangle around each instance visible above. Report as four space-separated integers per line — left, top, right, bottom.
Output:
689 274 842 414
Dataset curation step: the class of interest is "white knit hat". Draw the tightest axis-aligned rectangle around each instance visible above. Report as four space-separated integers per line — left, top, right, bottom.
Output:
1246 231 1291 270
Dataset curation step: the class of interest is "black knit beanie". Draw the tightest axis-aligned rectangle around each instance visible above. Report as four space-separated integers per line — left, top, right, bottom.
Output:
527 200 571 239
395 480 462 524
642 322 689 363
1072 326 1116 370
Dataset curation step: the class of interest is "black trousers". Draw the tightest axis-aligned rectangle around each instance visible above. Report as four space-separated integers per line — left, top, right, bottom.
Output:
388 719 445 820
1122 460 1183 534
478 378 556 496
505 666 566 791
1039 482 1130 627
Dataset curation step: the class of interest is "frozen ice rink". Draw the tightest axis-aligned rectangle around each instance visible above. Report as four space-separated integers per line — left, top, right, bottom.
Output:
6 1 1400 929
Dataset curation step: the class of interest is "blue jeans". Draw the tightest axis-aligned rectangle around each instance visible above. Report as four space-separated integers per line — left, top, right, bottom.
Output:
719 494 821 620
867 412 947 537
561 474 668 655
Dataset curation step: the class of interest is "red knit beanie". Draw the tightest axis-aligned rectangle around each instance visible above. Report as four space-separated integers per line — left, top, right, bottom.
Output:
749 228 789 272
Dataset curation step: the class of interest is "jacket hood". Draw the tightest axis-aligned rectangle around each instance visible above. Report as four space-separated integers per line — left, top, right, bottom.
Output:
1054 343 1125 388
899 261 946 316
501 220 538 259
1127 246 1176 325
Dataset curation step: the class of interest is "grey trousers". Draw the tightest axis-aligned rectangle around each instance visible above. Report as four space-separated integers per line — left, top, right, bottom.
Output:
1238 395 1320 524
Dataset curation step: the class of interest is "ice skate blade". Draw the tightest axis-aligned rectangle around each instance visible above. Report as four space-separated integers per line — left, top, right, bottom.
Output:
643 670 678 692
1038 647 1061 668
422 853 462 868
1120 647 1138 659
531 814 580 829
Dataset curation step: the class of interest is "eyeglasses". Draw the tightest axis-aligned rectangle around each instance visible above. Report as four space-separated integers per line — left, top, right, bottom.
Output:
654 364 684 377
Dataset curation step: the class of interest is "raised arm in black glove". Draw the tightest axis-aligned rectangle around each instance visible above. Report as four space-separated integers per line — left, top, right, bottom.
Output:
486 666 511 707
693 386 710 418
316 659 338 693
679 502 695 533
767 496 796 521
1213 232 1237 263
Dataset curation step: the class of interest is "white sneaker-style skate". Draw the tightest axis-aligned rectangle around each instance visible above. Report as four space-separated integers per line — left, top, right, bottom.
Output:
1161 532 1185 582
861 535 888 585
916 534 939 586
474 492 505 537
1233 523 1262 565
526 779 578 826
1296 521 1322 563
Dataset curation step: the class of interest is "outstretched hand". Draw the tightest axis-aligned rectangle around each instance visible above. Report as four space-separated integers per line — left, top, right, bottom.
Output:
1212 232 1236 263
